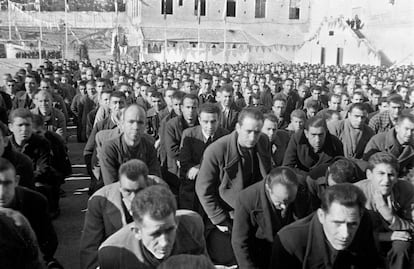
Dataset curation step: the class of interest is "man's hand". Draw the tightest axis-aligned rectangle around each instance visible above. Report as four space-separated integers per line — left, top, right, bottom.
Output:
373 191 394 223
154 139 161 149
391 231 412 241
56 128 64 137
187 167 200 180
216 225 229 233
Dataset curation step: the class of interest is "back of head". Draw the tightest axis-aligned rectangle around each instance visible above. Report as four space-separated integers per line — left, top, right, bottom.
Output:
0 213 41 268
237 107 264 125
119 159 149 181
157 254 215 269
320 183 366 214
9 108 32 124
328 158 357 184
131 185 177 223
265 166 299 188
367 152 399 172
304 116 327 131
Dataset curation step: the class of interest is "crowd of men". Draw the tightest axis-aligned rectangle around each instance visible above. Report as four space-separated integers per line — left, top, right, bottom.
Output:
0 58 413 269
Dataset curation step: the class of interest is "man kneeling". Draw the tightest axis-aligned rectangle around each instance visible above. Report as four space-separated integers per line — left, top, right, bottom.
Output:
270 183 380 268
98 185 208 269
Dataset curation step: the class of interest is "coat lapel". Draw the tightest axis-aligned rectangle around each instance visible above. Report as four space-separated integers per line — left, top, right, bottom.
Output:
105 183 127 229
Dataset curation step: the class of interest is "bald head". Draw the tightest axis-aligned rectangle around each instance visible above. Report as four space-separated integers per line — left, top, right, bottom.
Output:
121 104 147 146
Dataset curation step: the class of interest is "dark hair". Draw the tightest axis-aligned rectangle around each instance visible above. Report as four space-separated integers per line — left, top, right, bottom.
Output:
367 152 399 172
386 94 404 105
198 103 220 116
86 80 96 87
305 100 319 110
171 91 185 102
237 108 264 125
119 159 149 181
311 86 323 93
371 89 382 97
265 167 298 189
31 114 44 129
157 254 215 269
110 91 126 100
0 157 16 174
9 108 33 123
0 122 9 137
348 103 367 114
150 91 163 99
320 183 366 214
263 113 278 123
397 112 414 125
273 96 286 106
304 116 327 130
290 109 306 120
217 85 233 94
131 185 177 223
182 93 199 104
200 73 212 81
329 94 341 101
328 159 357 184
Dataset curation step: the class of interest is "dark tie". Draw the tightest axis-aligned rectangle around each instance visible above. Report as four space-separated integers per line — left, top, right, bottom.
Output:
206 136 213 145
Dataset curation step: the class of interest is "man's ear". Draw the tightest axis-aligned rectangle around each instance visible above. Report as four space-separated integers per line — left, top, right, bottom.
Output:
132 225 141 240
317 208 325 224
235 122 240 132
15 175 20 185
366 168 372 180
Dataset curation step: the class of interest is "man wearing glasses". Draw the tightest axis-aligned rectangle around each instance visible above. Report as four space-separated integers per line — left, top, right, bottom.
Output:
80 159 160 269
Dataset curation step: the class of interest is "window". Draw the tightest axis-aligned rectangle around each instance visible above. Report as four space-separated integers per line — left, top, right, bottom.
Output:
289 7 300 19
161 0 173 15
194 0 206 16
179 0 183 6
289 0 300 20
148 43 162 54
227 0 236 17
255 0 266 18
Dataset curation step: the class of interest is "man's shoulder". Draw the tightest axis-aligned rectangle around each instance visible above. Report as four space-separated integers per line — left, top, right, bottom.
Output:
278 214 313 248
182 125 201 137
176 210 203 231
101 134 123 151
394 179 414 197
354 179 371 193
100 222 136 249
91 182 120 199
15 186 48 208
96 128 120 143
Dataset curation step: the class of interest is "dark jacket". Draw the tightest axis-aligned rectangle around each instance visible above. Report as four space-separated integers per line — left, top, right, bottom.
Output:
179 125 229 178
165 116 199 176
99 134 161 185
10 133 56 186
271 130 291 167
232 180 307 269
364 128 414 176
2 142 34 189
98 210 207 269
13 91 34 109
219 103 240 132
195 131 272 225
282 130 344 174
10 186 58 261
270 212 380 269
0 213 43 269
80 182 133 269
328 119 374 159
